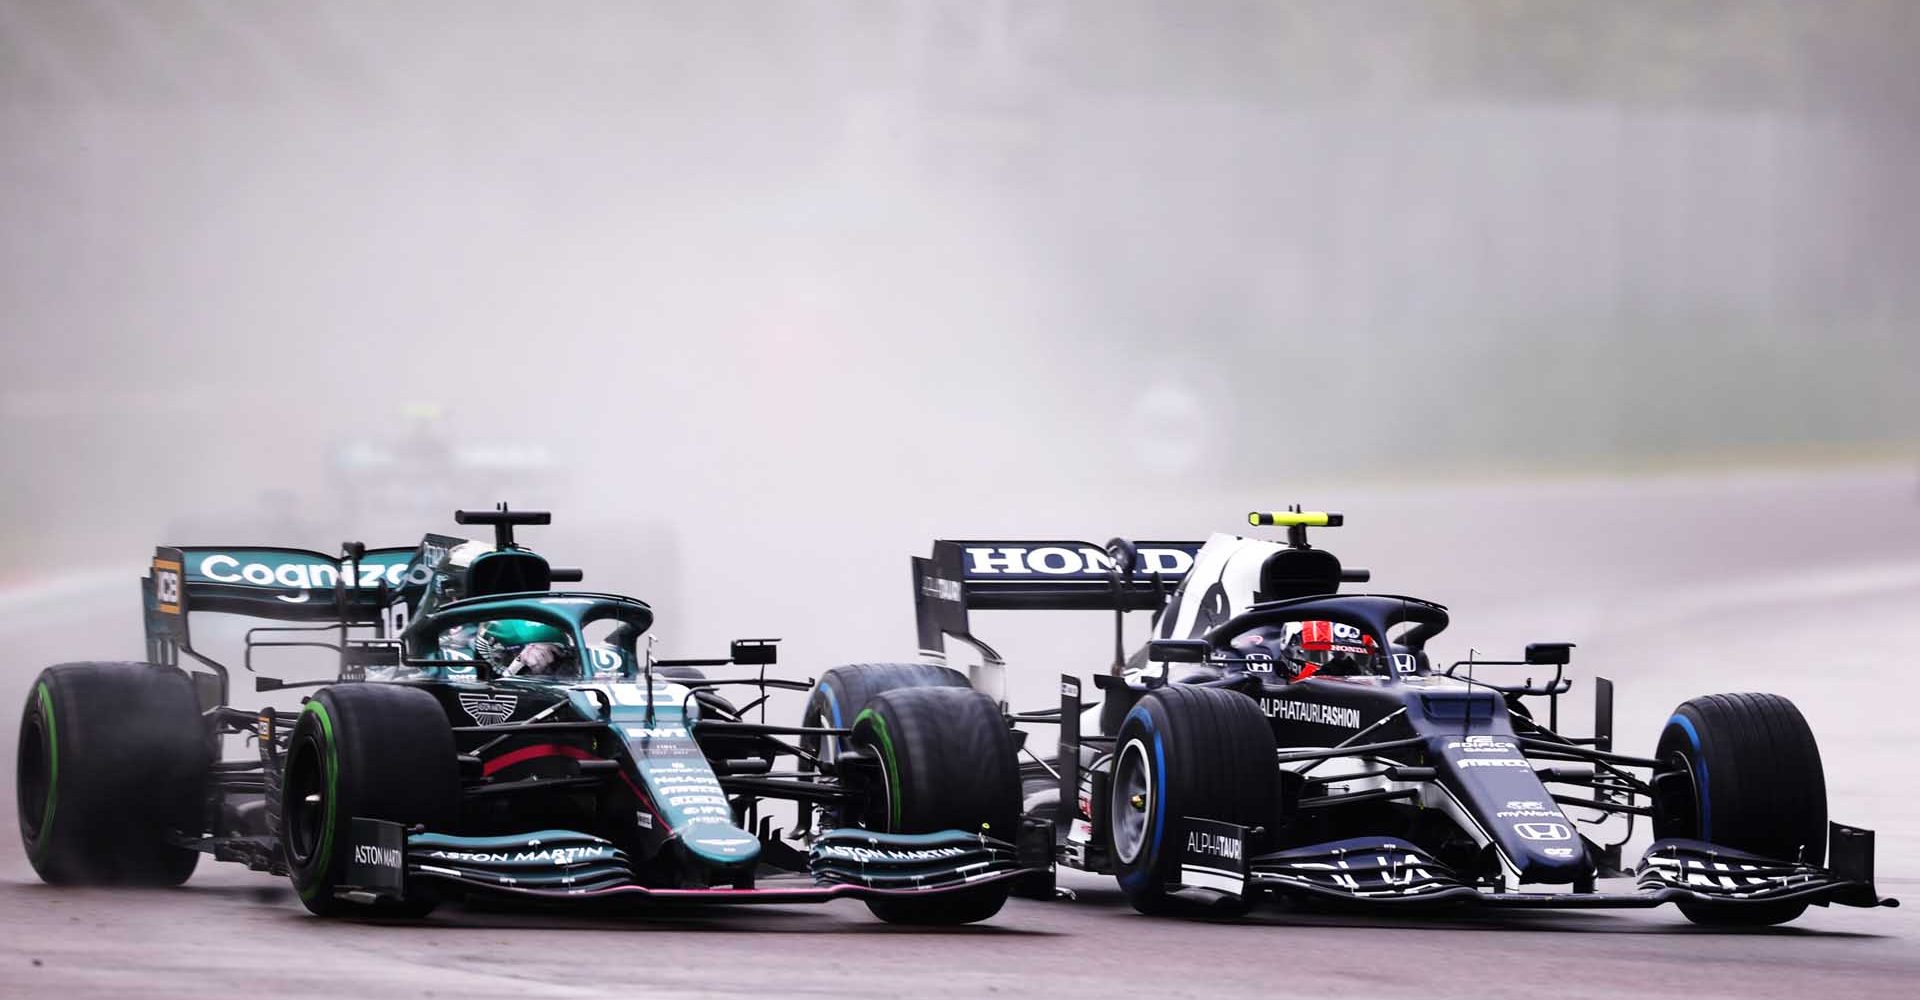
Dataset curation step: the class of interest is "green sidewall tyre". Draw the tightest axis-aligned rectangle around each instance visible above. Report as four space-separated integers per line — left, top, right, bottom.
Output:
16 662 208 886
281 684 459 917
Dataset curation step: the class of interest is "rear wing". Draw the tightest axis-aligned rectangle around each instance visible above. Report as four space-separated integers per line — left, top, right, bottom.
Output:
145 545 420 631
143 545 422 697
911 539 1201 664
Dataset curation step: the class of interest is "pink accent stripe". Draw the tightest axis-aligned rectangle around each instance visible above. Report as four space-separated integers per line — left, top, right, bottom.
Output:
481 743 600 776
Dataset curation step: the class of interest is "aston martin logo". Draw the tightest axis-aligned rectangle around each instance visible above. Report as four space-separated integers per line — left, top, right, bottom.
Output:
458 693 518 726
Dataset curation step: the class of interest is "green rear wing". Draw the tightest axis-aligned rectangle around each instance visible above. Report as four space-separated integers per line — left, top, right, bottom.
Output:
144 544 421 644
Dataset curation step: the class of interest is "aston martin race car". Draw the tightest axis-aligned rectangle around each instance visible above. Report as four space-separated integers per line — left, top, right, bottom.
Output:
816 510 1897 925
15 506 1030 924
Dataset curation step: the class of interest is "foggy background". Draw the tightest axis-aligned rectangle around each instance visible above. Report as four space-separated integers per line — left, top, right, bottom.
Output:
3 3 1920 989
5 1 1917 565
5 0 1917 737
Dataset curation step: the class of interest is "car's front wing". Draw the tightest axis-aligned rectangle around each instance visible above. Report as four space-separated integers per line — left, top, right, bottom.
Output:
338 820 1031 906
1172 819 1897 913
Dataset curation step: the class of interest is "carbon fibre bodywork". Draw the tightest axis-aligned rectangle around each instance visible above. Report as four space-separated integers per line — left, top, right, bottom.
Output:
908 518 1898 921
109 508 1035 917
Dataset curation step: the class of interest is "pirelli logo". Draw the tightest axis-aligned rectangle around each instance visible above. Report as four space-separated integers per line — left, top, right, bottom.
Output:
153 558 183 615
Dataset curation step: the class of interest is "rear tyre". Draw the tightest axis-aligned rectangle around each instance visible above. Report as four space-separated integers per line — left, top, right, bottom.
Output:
1110 685 1277 916
16 662 210 885
851 686 1019 925
1654 692 1826 927
281 684 459 917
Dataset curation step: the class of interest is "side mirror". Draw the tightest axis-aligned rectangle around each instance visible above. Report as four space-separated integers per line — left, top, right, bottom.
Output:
1525 642 1574 666
731 638 779 666
1148 639 1211 663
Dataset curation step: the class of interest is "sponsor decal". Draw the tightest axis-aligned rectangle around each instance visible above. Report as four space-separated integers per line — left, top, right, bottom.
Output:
353 844 403 869
1496 800 1567 820
458 693 518 726
1456 757 1532 769
1068 818 1094 844
1544 847 1577 858
920 574 963 603
424 845 617 866
816 844 968 865
1260 697 1362 729
1244 652 1275 673
586 646 624 674
1186 830 1243 862
1446 736 1519 754
195 553 426 603
635 811 653 830
1179 817 1249 896
153 559 183 614
961 545 1195 578
1392 653 1417 674
625 725 690 741
1514 822 1572 842
645 763 733 820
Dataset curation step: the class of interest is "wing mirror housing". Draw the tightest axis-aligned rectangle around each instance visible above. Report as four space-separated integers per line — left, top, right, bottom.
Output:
730 638 779 666
1148 639 1211 663
1525 642 1574 666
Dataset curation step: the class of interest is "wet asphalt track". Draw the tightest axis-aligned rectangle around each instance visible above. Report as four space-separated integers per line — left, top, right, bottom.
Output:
2 468 1918 999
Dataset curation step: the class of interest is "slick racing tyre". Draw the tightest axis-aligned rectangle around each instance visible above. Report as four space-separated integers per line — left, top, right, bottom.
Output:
799 663 971 832
851 686 1019 925
1654 692 1827 927
281 683 459 917
800 662 970 763
17 662 210 885
1110 685 1277 916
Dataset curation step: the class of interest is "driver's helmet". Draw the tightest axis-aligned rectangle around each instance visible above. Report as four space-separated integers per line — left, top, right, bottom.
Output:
474 619 572 672
1277 620 1379 678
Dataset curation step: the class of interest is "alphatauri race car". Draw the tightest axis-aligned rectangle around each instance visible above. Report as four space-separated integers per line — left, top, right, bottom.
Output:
807 510 1896 925
16 507 1031 924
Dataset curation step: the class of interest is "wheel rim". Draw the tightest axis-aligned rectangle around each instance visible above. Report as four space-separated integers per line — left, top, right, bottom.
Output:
284 736 326 865
17 708 47 842
1111 738 1154 864
1655 748 1703 840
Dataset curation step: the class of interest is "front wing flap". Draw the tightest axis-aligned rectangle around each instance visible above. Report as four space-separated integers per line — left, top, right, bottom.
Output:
339 820 1034 906
1238 822 1897 911
807 827 1024 891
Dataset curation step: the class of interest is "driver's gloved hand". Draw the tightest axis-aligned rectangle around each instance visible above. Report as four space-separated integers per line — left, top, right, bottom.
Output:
510 642 568 676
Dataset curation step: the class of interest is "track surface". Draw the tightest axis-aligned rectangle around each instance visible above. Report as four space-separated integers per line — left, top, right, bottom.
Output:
3 469 1918 999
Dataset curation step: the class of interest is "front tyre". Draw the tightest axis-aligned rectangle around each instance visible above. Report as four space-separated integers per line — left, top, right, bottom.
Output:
1110 685 1277 916
850 686 1018 925
281 684 459 917
1654 692 1826 927
17 662 209 885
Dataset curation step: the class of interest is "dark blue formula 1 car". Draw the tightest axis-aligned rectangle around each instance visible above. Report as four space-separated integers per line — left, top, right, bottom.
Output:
823 510 1897 925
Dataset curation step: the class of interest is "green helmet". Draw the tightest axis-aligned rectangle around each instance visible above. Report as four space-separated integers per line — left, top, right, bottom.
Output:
474 619 567 666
